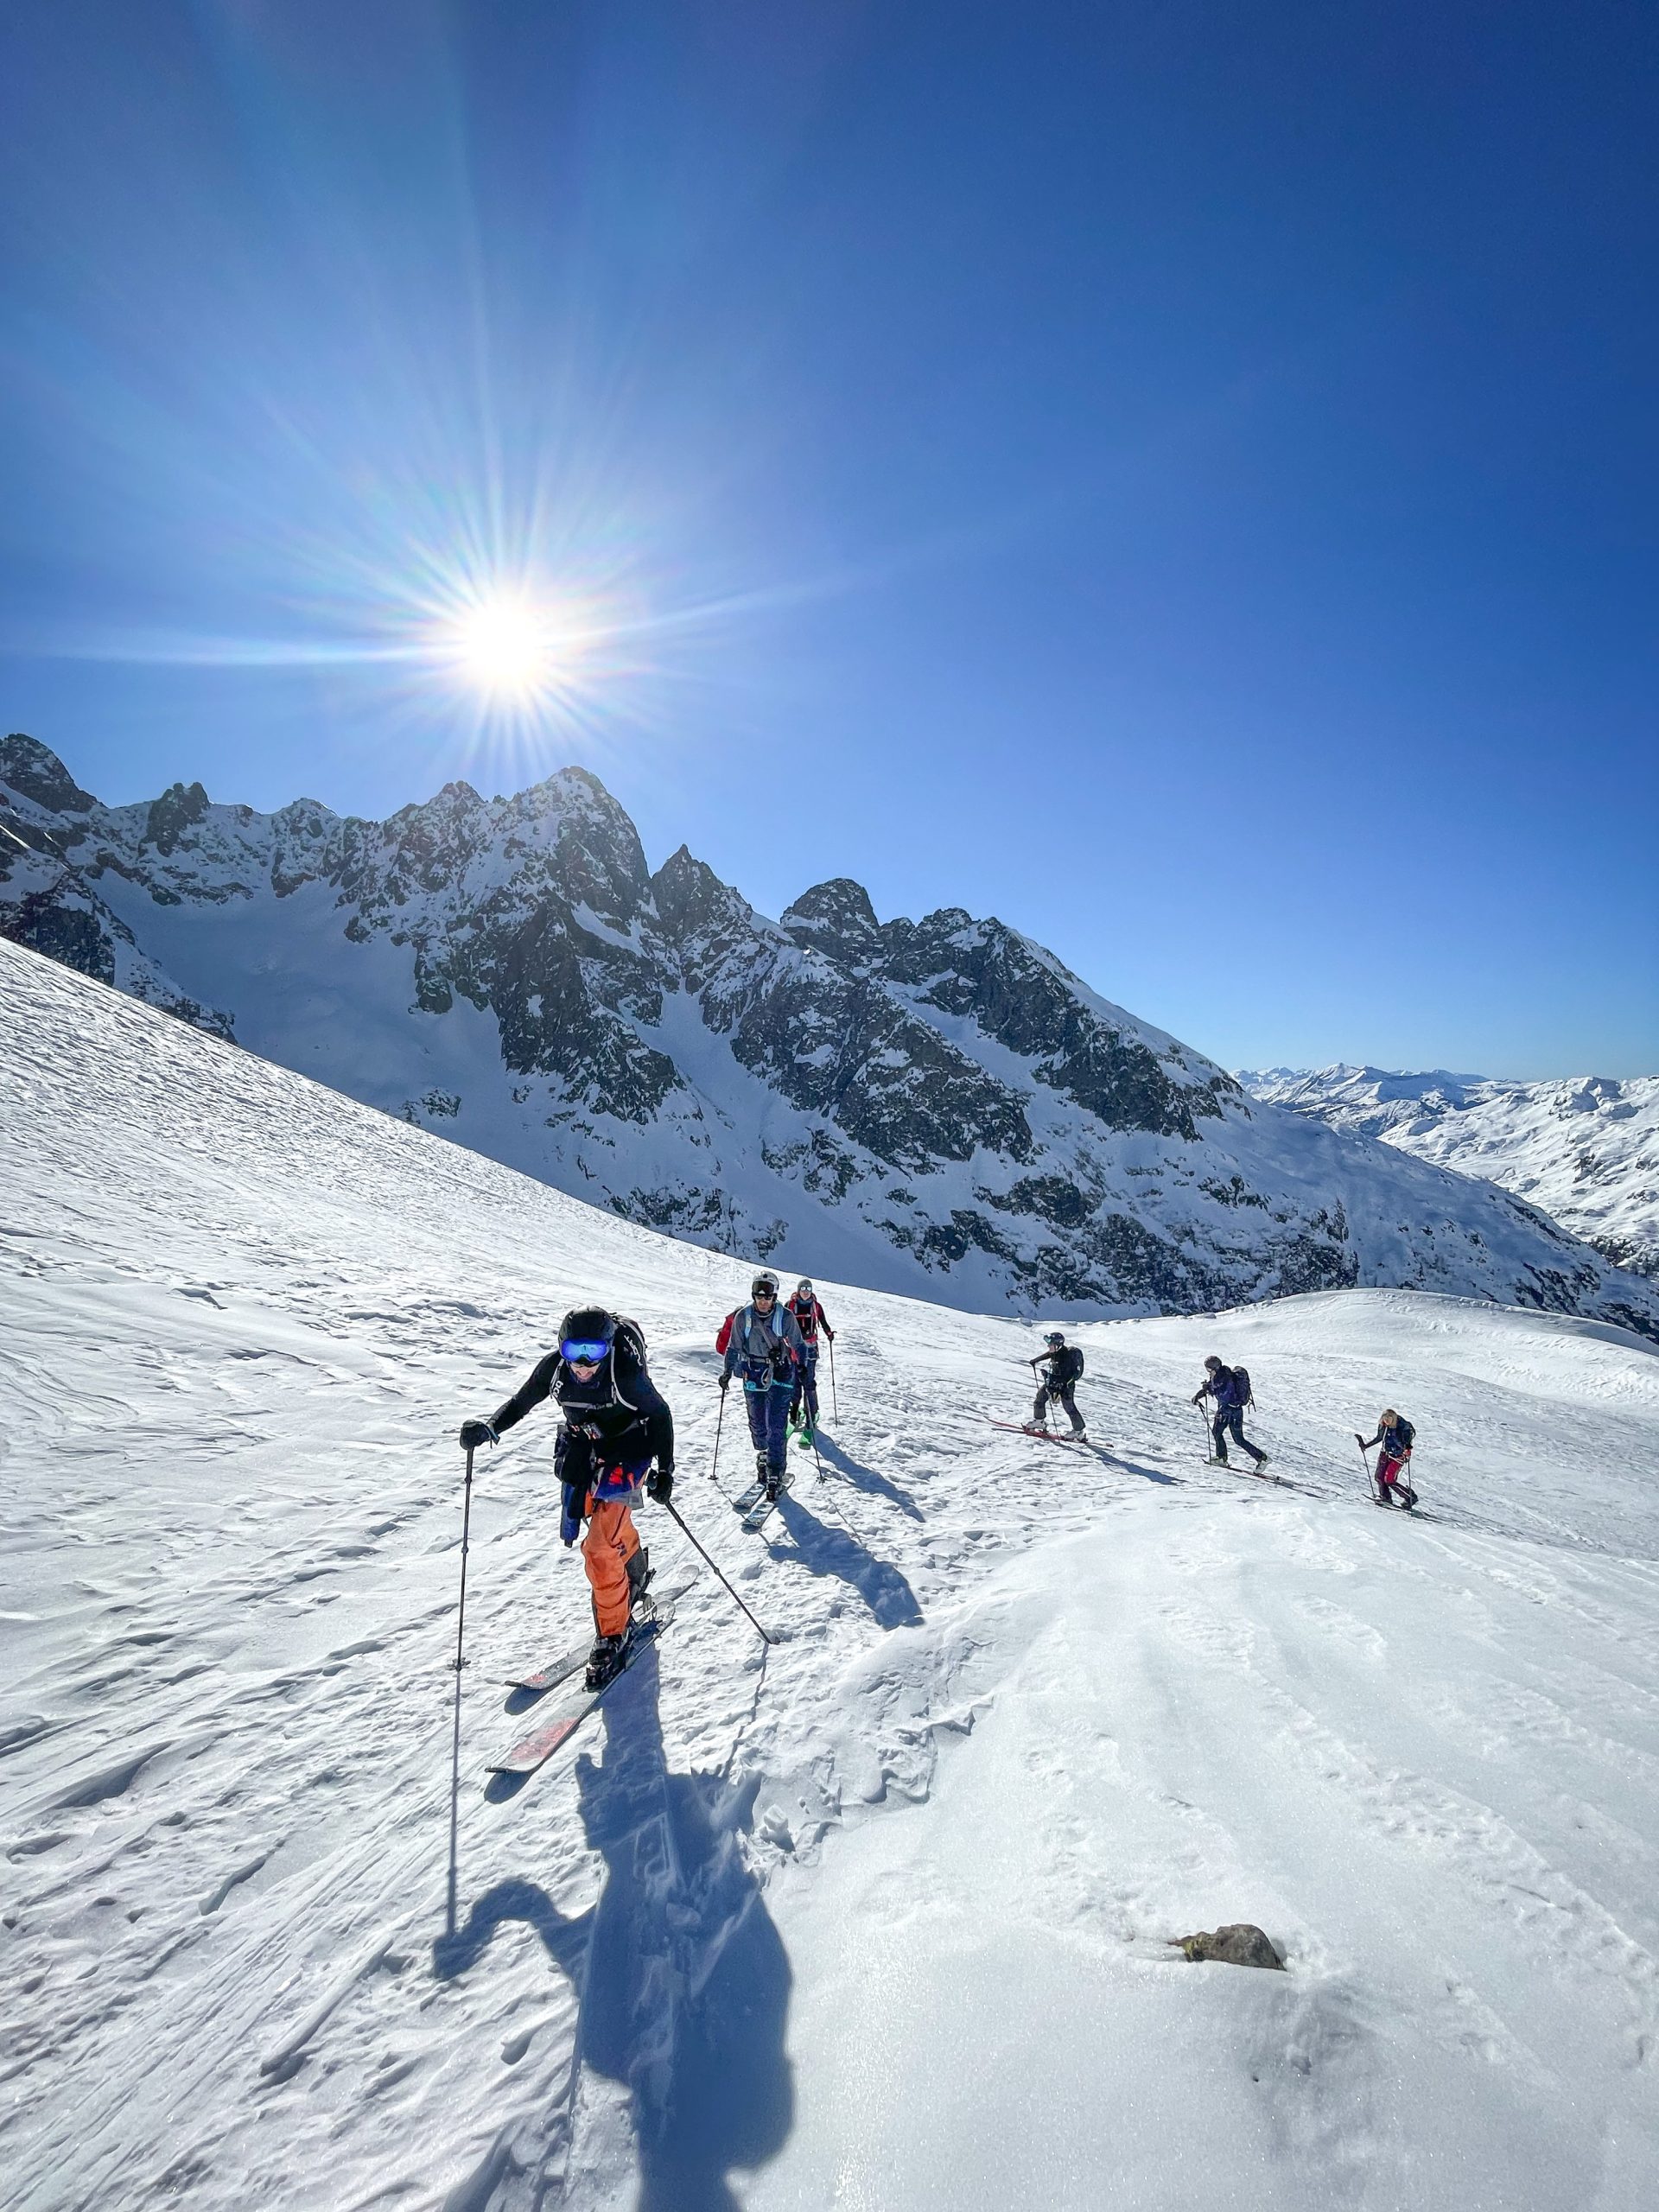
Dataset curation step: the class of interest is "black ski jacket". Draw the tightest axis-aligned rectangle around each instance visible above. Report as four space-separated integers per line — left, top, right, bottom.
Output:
488 1341 674 1472
1035 1344 1084 1387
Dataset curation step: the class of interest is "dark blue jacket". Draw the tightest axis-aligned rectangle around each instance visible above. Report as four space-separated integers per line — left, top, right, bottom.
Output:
1205 1365 1248 1410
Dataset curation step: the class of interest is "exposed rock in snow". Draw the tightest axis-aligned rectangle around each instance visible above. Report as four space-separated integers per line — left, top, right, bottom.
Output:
1171 1924 1286 1969
1241 1063 1659 1280
4 734 1656 1338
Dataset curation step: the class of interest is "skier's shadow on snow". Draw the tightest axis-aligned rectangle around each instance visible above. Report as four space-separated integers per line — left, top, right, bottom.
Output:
1099 1448 1183 1487
770 1490 925 1630
810 1432 923 1520
433 1650 793 2210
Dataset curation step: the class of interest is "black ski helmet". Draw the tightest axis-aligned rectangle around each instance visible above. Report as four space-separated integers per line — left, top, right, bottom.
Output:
1204 1355 1222 1371
1045 1330 1065 1346
559 1307 616 1350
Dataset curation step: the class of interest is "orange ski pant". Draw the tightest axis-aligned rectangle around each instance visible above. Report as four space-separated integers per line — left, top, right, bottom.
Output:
582 1495 641 1637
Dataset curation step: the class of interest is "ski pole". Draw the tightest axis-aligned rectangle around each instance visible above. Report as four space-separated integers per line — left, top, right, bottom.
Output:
711 1388 727 1480
451 1446 475 1673
1356 1436 1379 1503
828 1336 839 1424
664 1499 775 1647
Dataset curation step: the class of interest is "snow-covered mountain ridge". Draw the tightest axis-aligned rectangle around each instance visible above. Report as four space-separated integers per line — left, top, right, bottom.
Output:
4 731 1656 1340
1241 1064 1659 1281
5 941 1658 2211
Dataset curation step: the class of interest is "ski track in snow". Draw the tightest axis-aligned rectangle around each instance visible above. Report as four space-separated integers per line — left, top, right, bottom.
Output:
3 940 1659 2212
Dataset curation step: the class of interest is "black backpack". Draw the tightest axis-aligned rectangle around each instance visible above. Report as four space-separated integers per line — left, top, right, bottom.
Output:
1232 1363 1253 1406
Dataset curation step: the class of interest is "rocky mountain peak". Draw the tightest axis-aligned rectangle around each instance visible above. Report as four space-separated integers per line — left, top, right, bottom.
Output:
781 878 882 958
1 734 97 816
143 780 213 855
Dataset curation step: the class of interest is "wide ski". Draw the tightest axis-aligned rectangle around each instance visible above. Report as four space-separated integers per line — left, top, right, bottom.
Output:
986 1420 1094 1450
732 1473 769 1518
505 1638 588 1694
505 1582 693 1692
741 1472 793 1533
486 1605 677 1777
1204 1457 1279 1483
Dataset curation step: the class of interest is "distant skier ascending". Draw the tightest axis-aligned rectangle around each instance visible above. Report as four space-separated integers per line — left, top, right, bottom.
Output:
720 1271 805 1499
1357 1409 1418 1509
785 1277 835 1440
1030 1330 1087 1439
459 1306 675 1689
1192 1355 1270 1471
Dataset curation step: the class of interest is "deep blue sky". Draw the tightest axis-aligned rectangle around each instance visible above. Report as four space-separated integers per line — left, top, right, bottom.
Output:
3 1 1655 1077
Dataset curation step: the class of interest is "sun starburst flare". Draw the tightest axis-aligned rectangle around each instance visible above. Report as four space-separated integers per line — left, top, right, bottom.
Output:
435 591 575 709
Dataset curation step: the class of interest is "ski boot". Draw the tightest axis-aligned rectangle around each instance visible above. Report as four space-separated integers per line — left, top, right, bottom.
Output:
584 1629 632 1692
1254 1452 1271 1471
626 1547 655 1620
755 1448 769 1479
765 1465 783 1503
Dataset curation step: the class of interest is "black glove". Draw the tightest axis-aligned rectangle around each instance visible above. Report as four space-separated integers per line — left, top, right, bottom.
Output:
460 1420 497 1452
1355 1433 1367 1449
718 1375 730 1395
647 1466 674 1505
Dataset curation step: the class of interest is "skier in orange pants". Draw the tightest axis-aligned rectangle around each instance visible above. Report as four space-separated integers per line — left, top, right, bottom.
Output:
460 1306 676 1688
583 1494 644 1639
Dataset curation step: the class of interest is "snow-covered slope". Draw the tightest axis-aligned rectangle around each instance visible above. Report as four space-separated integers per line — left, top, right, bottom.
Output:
1243 1064 1659 1279
5 735 1657 1339
5 939 1659 2212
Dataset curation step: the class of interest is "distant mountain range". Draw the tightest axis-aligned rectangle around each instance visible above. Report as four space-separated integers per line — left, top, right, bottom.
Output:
3 729 1656 1338
1239 1065 1659 1281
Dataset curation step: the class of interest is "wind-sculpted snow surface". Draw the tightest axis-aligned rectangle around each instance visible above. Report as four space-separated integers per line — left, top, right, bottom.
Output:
1243 1063 1659 1281
4 940 1659 2211
5 734 1656 1337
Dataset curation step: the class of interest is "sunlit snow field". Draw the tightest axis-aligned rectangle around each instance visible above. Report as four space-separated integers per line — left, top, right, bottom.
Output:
3 938 1657 2212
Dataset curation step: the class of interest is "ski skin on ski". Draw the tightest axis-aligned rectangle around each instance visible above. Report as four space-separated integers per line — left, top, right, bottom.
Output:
487 1604 677 1777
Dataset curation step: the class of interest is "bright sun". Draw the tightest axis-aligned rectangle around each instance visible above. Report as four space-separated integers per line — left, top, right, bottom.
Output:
453 599 552 698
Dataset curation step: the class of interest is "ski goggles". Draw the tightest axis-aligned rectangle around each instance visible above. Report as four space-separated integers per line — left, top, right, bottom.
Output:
561 1338 611 1364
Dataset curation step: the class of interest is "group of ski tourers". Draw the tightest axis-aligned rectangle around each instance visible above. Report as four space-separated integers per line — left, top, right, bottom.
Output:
458 1272 833 1693
458 1287 1418 1699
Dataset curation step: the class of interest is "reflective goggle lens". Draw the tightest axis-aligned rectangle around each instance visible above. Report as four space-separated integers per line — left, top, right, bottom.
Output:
562 1338 610 1363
